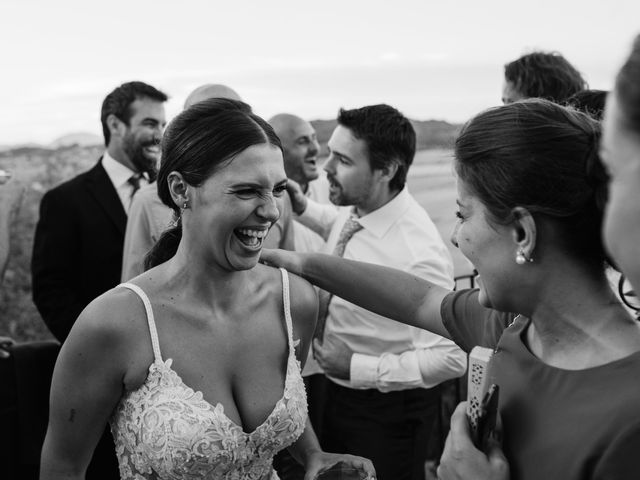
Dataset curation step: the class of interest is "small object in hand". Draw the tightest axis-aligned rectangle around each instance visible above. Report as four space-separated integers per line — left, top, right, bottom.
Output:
466 346 499 451
0 169 12 185
315 463 367 480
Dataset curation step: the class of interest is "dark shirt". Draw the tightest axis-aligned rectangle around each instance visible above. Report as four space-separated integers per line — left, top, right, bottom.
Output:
442 289 640 480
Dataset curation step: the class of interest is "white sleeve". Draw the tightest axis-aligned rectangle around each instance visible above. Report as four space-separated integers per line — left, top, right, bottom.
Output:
350 339 467 392
296 198 340 241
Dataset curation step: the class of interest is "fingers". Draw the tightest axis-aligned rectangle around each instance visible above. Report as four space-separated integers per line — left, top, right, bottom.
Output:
449 402 475 449
358 458 376 479
259 248 286 269
487 443 510 479
259 248 276 266
313 338 327 365
302 456 340 480
449 401 473 443
286 180 308 215
345 455 376 479
312 340 323 366
327 455 376 480
439 402 475 467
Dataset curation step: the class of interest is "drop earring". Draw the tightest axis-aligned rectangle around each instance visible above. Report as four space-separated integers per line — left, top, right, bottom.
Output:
515 248 532 265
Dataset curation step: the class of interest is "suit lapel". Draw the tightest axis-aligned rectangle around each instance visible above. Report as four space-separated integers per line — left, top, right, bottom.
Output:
85 158 127 235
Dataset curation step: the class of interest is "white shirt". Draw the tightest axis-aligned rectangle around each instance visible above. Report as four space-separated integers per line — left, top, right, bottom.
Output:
294 175 339 376
293 175 334 254
102 152 148 212
121 183 174 281
298 187 467 391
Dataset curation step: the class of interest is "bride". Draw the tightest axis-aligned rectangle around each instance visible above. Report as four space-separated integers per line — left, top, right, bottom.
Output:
40 98 375 480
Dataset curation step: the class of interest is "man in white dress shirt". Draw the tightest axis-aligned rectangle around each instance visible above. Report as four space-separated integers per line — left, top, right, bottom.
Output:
289 104 466 480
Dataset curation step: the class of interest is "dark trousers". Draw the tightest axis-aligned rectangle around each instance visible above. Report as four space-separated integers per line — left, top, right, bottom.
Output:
321 381 440 480
273 374 329 479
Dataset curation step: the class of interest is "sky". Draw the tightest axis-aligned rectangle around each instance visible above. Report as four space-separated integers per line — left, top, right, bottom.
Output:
1 0 639 145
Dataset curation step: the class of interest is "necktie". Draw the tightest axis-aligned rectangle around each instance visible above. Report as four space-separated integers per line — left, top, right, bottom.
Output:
126 173 143 212
315 212 363 341
128 173 143 199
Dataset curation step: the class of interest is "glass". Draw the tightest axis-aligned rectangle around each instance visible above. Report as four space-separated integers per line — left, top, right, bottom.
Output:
314 463 366 480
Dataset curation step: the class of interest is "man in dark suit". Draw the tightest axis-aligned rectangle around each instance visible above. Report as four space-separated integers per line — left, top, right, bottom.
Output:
32 81 167 342
31 81 167 480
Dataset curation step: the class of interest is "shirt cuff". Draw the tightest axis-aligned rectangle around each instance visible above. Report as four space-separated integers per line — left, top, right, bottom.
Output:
350 353 379 389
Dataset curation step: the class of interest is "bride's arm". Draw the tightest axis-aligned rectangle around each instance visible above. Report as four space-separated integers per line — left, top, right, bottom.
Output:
262 249 452 339
40 291 133 479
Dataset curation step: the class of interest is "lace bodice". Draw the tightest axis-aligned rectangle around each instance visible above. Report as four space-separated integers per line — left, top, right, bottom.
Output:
109 269 308 479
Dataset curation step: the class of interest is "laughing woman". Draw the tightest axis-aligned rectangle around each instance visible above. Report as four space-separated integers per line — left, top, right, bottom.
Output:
40 98 374 480
262 99 640 480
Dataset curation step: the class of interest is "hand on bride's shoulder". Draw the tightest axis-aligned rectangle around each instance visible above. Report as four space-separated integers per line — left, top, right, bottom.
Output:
260 248 304 275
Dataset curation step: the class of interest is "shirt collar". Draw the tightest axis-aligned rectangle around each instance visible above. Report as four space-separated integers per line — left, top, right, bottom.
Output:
356 187 412 239
102 151 138 188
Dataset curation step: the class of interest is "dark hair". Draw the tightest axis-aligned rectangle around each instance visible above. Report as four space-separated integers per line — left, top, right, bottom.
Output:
100 81 168 146
144 98 282 270
565 89 608 121
454 99 609 266
337 104 415 191
504 52 587 104
615 34 640 134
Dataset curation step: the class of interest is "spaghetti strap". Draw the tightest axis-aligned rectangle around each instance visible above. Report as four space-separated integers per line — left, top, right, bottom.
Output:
279 268 295 356
118 282 163 363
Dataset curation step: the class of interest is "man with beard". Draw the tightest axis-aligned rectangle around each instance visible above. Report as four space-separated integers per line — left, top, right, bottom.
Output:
31 82 166 480
32 81 168 342
286 104 466 480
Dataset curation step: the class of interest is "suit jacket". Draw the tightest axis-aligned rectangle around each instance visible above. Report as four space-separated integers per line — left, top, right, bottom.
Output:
31 158 126 342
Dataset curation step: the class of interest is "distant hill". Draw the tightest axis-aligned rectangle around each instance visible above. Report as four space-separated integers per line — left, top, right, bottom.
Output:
0 142 41 152
1 118 459 156
412 119 462 150
310 118 461 153
48 132 102 149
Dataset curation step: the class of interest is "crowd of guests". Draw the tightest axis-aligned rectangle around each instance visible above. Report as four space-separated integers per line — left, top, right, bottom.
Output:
1 35 639 480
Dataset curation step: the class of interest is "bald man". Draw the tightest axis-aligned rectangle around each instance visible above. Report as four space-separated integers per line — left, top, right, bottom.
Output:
184 83 242 108
121 86 295 281
269 114 333 253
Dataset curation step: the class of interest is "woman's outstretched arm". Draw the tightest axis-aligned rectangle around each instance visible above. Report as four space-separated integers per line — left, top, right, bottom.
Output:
261 249 452 339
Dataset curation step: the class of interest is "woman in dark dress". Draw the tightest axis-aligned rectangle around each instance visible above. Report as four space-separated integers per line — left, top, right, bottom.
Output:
263 98 640 480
